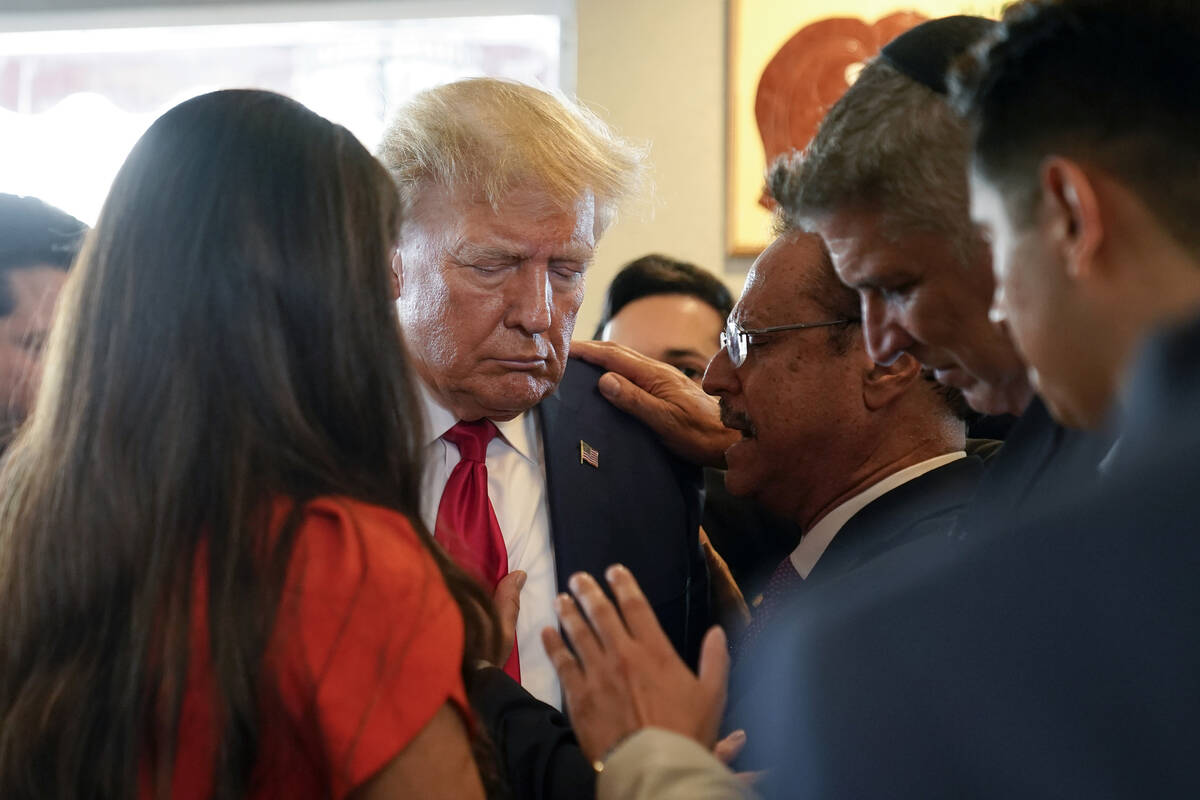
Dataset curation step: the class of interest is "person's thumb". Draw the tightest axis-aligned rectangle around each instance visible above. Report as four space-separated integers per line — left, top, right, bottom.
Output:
495 570 527 626
712 729 747 765
598 371 669 428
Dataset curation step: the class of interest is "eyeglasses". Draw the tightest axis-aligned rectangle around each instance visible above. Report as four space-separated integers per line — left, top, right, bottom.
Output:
720 316 859 368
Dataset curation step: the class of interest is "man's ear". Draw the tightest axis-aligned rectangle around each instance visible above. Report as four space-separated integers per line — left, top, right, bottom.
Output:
1040 157 1104 282
390 248 403 301
863 352 922 411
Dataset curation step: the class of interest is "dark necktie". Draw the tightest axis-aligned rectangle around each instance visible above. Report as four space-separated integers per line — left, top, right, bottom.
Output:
435 420 520 681
739 556 805 655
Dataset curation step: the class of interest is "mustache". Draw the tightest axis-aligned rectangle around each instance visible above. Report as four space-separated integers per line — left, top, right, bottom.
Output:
718 399 755 436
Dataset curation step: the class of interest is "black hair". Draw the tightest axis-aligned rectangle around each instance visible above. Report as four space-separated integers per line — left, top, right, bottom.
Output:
951 0 1200 251
0 195 86 316
593 254 734 338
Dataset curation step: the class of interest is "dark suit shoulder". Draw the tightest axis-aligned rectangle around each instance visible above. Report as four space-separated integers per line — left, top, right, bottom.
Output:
553 357 606 403
959 399 1113 535
539 358 709 666
804 454 984 592
1120 312 1200 466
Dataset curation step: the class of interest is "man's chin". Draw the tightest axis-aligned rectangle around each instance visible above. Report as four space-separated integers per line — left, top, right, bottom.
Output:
962 376 1034 417
468 374 559 419
721 441 760 496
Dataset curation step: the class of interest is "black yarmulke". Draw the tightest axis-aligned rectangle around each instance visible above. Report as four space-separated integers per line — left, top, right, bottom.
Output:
878 15 997 95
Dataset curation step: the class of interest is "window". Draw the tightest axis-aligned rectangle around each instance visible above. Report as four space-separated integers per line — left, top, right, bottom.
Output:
0 2 571 224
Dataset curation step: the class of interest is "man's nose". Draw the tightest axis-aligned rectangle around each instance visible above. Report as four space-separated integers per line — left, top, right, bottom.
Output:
862 294 916 367
702 346 739 397
989 282 1009 325
504 264 553 334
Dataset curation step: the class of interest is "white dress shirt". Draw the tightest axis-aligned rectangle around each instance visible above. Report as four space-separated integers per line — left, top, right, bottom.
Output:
416 381 562 709
788 451 967 578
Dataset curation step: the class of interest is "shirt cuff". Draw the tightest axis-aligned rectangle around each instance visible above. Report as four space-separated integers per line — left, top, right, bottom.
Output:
598 728 758 800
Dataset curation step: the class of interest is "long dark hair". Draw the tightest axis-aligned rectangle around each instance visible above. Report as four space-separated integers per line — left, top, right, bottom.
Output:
0 89 498 798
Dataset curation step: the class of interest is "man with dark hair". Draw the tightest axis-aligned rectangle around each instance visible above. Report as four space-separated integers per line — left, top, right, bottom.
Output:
595 254 733 382
0 194 85 448
955 0 1200 433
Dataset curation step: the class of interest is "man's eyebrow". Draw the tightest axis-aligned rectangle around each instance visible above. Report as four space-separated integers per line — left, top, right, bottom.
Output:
551 243 595 263
450 240 594 265
663 347 706 361
452 242 527 264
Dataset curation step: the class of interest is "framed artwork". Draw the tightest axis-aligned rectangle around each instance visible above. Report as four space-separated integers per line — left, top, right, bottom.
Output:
727 0 1004 256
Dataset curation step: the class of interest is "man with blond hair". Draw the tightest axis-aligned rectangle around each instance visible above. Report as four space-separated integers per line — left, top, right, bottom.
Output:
377 78 711 798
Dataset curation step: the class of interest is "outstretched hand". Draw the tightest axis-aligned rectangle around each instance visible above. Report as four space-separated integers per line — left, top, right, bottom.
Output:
541 565 730 765
570 340 736 468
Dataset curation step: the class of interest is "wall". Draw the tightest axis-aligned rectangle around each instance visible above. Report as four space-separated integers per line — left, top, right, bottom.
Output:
575 0 745 334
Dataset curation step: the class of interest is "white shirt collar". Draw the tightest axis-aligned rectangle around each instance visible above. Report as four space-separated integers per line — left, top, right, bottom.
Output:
415 378 540 465
788 451 967 578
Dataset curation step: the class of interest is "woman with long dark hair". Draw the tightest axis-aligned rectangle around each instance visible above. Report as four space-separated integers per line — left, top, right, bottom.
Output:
0 89 499 799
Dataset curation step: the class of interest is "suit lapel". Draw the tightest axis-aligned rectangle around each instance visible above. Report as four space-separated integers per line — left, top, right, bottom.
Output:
807 456 984 586
539 376 620 594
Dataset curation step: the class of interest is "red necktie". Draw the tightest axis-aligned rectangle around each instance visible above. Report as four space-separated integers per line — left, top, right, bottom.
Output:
435 420 520 682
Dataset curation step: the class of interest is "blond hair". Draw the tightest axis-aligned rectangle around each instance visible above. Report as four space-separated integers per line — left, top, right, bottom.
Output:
378 77 645 233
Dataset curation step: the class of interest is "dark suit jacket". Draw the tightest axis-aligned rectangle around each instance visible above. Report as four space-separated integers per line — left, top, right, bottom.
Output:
956 396 1115 537
538 360 709 663
746 315 1200 799
800 453 985 588
702 467 803 599
472 359 709 800
729 453 985 755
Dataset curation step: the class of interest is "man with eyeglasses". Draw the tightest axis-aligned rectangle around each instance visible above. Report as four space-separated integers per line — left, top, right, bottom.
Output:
705 226 981 645
564 224 983 793
576 225 980 646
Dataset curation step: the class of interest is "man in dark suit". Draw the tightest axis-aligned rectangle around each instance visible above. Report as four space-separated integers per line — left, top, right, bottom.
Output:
700 227 977 642
698 225 985 751
577 223 983 650
376 78 708 799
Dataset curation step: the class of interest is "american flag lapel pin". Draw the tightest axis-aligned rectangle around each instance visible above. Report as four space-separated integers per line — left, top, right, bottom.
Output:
579 440 600 469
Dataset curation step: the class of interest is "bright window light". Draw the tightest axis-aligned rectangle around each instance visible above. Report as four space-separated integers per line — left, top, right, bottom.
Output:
0 13 563 224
